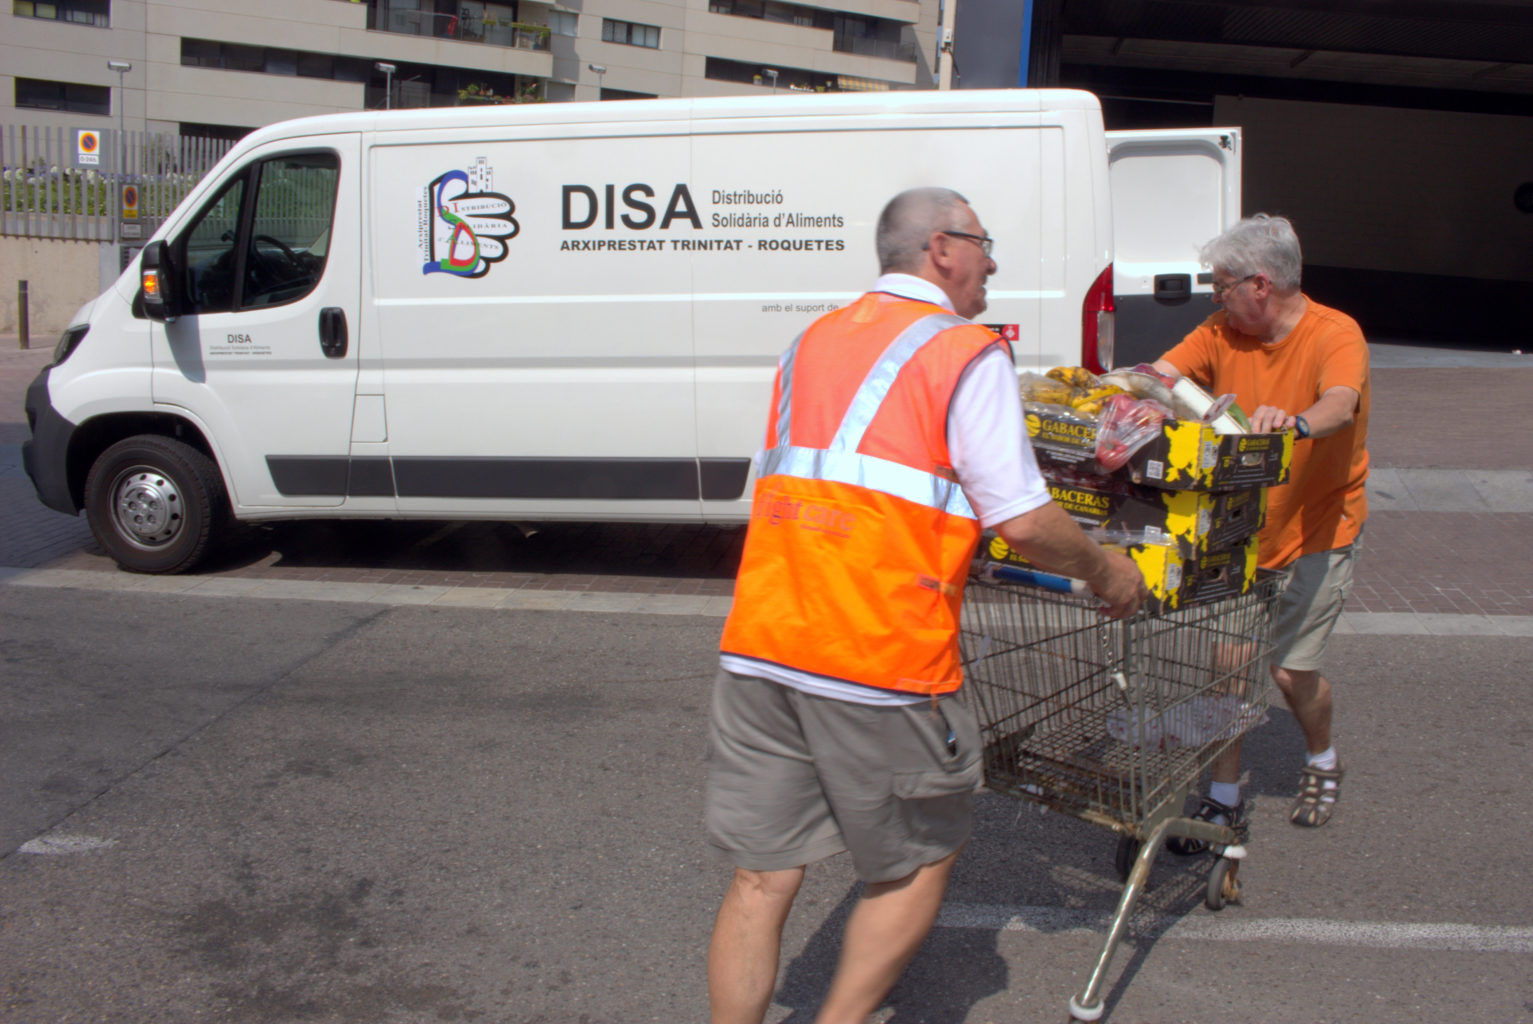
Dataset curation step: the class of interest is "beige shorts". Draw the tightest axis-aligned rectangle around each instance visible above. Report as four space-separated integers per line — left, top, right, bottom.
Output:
704 668 982 883
1270 529 1362 672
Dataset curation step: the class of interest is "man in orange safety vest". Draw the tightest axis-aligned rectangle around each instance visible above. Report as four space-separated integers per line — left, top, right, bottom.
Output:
706 187 1147 1024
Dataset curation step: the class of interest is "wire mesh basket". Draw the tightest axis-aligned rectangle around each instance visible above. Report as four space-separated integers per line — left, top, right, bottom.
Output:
960 568 1284 835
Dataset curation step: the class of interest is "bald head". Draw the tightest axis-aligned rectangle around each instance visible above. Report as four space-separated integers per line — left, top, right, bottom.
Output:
876 187 973 274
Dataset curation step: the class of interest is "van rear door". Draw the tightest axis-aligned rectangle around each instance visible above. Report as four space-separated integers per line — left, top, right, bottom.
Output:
1107 127 1241 368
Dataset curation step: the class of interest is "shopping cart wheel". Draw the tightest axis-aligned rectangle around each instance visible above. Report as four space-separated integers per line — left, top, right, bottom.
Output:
1068 994 1105 1021
1114 835 1142 883
1206 856 1241 911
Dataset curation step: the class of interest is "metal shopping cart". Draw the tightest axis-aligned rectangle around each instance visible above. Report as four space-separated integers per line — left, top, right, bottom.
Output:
959 564 1285 1022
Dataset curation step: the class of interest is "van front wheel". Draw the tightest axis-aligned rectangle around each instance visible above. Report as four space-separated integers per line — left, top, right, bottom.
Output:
84 435 227 574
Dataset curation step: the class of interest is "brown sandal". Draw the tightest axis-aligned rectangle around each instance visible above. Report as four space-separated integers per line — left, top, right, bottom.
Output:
1290 763 1344 827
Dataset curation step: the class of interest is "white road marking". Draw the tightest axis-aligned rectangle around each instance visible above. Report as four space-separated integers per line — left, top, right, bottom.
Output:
4 567 1531 635
18 834 118 855
938 902 1533 953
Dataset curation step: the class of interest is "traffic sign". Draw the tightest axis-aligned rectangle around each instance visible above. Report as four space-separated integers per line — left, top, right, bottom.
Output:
76 130 101 166
121 184 140 219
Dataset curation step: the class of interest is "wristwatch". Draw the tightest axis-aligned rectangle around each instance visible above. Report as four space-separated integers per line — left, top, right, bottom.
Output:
1293 415 1311 439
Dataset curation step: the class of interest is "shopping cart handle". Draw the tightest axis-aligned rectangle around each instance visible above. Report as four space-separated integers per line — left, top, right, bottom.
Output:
979 562 1092 596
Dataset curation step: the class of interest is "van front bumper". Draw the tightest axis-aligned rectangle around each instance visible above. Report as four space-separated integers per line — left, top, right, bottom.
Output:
21 364 82 515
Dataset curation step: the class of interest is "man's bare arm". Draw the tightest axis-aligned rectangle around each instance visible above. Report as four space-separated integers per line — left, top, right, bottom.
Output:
991 501 1147 619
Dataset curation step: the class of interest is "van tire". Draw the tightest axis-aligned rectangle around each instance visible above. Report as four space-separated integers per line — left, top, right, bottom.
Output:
84 435 227 574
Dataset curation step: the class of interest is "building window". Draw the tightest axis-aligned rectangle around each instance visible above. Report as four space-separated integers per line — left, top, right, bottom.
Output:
15 77 111 115
602 18 659 48
708 0 830 30
180 122 253 143
548 9 576 36
13 0 108 27
703 57 841 93
832 14 915 62
706 1 912 60
181 38 374 84
177 39 522 110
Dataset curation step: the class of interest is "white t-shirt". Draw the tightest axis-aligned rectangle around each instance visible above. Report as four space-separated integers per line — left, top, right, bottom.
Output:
720 274 1052 705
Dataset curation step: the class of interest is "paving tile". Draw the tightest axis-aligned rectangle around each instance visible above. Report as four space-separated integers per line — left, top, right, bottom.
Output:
634 594 728 616
1396 470 1490 512
1469 470 1533 513
428 587 515 608
1343 612 1424 634
500 590 580 611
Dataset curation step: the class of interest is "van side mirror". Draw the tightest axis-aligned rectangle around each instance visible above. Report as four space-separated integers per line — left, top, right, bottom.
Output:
140 240 179 323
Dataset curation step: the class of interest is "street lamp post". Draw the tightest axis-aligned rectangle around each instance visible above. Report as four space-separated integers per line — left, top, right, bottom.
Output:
587 63 606 99
375 62 397 109
107 59 131 249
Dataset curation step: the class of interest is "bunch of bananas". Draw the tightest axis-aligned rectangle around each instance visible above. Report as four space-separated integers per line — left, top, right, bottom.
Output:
1070 383 1128 417
1020 367 1126 417
1044 366 1096 389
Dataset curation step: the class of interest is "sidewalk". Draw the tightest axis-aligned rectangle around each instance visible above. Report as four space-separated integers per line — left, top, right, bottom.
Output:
4 337 1531 618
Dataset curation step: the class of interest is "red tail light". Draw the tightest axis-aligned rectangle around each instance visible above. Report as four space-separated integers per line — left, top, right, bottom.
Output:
1082 263 1115 374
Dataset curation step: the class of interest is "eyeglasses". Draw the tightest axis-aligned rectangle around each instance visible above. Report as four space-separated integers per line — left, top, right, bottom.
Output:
1210 273 1260 299
940 230 995 257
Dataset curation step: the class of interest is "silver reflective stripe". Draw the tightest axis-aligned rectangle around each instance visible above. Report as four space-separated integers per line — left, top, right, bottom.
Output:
774 332 804 449
831 314 966 453
764 311 976 519
758 446 976 519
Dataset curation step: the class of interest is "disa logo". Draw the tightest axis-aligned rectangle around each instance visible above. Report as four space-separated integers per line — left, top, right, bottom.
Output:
419 156 518 278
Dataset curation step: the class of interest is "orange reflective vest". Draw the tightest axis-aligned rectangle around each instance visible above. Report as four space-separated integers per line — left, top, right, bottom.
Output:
719 291 1009 696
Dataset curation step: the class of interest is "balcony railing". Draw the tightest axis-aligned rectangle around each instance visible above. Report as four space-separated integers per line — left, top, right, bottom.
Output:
369 4 551 51
833 32 917 63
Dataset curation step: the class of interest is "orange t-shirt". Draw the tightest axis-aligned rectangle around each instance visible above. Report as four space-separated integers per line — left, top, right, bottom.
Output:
1160 298 1370 570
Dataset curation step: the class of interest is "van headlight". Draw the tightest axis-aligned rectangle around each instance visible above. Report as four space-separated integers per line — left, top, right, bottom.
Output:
53 325 89 365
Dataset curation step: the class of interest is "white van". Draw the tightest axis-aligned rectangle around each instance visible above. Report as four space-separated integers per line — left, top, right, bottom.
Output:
22 89 1236 574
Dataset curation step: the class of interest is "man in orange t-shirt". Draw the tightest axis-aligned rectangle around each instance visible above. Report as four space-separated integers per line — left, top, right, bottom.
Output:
1154 213 1369 842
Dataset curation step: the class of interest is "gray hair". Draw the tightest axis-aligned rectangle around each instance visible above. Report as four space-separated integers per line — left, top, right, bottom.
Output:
1199 213 1303 291
877 187 972 273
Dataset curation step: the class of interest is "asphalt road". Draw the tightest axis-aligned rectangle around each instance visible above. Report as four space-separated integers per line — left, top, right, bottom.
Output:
3 583 1532 1024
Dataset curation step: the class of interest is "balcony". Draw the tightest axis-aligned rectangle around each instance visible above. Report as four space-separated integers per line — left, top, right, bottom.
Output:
367 1 551 51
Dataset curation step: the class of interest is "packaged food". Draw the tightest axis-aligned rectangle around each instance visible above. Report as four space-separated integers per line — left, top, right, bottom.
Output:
1095 394 1173 471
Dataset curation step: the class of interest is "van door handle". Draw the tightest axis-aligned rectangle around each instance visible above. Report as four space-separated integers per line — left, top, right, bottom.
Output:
1153 274 1191 301
319 307 348 359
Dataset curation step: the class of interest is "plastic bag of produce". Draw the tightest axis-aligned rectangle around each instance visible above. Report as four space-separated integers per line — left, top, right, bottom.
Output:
1094 394 1173 471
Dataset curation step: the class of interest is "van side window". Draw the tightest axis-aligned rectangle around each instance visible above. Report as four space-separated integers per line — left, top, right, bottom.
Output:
242 153 340 308
175 150 339 315
181 176 247 314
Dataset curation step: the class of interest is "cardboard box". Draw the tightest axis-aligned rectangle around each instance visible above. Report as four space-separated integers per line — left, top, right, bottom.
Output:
980 532 1260 612
1041 472 1266 554
1024 406 1293 492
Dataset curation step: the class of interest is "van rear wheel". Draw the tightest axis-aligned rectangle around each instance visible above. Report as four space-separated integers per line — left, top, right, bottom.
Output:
84 435 227 574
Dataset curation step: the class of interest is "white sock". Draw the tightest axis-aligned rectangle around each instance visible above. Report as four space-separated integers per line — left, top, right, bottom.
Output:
1209 781 1242 808
1306 748 1340 796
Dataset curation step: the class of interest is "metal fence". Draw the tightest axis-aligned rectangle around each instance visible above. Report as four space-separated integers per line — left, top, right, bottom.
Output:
1 125 232 241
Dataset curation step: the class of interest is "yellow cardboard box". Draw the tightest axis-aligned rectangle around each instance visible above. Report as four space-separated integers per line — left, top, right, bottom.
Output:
1024 407 1293 492
981 532 1260 612
1042 474 1266 554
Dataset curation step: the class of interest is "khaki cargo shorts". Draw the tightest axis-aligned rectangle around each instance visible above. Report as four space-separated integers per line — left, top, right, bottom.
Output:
705 668 982 884
1270 528 1363 672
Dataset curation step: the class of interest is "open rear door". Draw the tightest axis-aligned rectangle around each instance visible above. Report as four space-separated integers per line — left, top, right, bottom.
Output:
1107 128 1241 368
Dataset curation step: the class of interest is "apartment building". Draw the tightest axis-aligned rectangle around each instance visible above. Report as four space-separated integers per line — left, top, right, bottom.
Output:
3 0 945 140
